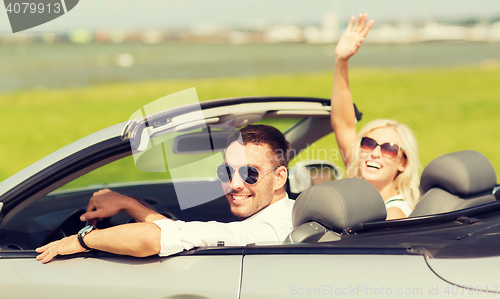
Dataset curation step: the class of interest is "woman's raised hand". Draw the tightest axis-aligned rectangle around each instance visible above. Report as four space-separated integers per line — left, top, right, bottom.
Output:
335 13 373 61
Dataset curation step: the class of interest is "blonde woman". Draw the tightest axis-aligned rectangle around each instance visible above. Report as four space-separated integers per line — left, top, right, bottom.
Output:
331 14 420 220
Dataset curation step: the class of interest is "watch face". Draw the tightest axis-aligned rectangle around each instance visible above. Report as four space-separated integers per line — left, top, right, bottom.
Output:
78 225 94 236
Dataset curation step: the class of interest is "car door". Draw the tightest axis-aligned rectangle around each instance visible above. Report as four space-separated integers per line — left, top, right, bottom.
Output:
238 245 466 299
0 249 243 299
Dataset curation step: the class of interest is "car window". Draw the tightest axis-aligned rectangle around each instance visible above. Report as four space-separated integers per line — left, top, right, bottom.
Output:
55 118 308 192
56 127 223 191
256 117 342 170
288 131 342 170
56 156 169 191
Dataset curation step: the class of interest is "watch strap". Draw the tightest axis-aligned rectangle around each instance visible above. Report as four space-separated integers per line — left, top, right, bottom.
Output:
77 233 92 250
77 226 94 250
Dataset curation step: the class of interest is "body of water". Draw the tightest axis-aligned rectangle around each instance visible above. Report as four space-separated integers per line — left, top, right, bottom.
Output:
1 42 500 92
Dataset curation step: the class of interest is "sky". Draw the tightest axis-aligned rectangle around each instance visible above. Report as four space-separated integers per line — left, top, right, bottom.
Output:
1 0 500 33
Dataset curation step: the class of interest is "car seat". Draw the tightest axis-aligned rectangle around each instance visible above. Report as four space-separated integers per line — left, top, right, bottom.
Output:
410 150 497 217
284 178 387 243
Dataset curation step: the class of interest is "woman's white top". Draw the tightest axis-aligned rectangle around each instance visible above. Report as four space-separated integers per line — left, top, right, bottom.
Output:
384 195 413 217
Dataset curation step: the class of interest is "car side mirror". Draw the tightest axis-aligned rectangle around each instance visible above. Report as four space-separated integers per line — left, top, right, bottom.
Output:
288 160 343 194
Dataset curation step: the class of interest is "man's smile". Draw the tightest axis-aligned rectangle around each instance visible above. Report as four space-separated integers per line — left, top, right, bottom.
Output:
230 193 252 204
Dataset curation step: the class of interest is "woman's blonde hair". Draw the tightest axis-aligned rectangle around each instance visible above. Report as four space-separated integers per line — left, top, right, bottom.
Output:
346 119 420 208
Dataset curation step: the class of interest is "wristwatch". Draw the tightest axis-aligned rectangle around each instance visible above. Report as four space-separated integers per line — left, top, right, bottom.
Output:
77 225 95 250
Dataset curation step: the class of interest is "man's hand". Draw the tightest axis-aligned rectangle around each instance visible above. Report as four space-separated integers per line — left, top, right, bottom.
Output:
35 235 86 264
80 189 132 222
81 189 167 223
335 13 373 61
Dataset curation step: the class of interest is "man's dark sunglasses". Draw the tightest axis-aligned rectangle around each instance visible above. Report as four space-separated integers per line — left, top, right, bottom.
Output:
217 164 278 185
360 137 401 159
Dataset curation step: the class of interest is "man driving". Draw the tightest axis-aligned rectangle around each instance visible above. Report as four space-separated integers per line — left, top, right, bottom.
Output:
36 124 294 262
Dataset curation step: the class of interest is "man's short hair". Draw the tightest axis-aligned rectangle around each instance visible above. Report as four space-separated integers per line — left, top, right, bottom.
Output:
227 124 290 168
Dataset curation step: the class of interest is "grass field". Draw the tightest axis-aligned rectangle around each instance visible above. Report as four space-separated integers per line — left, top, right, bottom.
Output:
1 66 499 187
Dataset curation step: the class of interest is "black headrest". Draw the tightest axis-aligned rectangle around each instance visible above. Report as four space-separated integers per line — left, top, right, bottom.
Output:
420 150 497 196
292 178 387 232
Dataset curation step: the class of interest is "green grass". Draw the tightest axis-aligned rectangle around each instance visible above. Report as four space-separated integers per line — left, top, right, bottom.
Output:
1 66 499 187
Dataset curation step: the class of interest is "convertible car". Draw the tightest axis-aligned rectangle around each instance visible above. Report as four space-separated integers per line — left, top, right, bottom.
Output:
1 92 500 298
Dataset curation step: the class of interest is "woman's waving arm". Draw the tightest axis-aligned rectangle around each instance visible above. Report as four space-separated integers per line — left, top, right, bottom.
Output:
331 13 373 167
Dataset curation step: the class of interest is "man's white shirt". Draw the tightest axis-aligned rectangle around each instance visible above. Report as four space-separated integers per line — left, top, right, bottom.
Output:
153 194 294 257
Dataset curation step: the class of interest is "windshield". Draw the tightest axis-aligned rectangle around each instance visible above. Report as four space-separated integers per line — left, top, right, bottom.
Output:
55 118 307 192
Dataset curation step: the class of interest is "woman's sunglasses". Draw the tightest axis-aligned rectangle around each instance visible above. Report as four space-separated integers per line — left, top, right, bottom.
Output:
360 137 401 159
217 164 278 185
